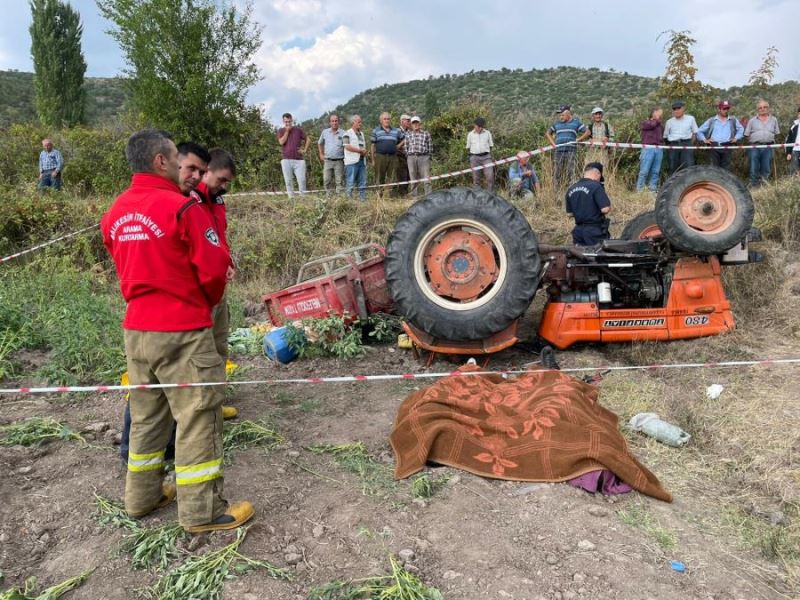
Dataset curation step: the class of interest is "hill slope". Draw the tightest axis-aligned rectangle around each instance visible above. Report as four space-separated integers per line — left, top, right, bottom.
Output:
318 66 661 126
0 70 128 127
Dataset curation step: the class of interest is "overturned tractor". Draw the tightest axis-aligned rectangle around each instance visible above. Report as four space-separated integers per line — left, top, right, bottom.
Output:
384 166 759 351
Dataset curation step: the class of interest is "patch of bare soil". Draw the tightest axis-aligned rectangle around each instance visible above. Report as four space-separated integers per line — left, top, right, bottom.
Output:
1 321 797 600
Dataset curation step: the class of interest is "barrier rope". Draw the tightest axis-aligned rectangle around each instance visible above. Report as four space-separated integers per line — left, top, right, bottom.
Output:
1 357 798 396
0 224 99 264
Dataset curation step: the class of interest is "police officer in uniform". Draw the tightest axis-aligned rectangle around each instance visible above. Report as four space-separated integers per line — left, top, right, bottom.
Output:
565 162 612 246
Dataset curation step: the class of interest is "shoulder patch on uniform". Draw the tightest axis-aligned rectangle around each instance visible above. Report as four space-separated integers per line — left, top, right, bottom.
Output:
205 227 221 246
177 197 200 220
214 196 225 205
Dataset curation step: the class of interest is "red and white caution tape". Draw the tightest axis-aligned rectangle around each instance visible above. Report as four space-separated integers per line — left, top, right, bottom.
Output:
225 142 572 199
1 357 798 396
0 223 99 265
579 140 794 151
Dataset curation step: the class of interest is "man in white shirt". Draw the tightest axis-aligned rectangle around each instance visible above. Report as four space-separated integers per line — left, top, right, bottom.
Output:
342 114 368 200
663 100 698 175
465 117 495 191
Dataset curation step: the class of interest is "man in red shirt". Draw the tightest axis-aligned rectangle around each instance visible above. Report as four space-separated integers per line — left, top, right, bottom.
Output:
101 129 254 533
195 148 237 367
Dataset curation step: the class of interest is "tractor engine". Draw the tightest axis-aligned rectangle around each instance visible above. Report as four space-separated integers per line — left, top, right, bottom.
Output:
539 242 671 310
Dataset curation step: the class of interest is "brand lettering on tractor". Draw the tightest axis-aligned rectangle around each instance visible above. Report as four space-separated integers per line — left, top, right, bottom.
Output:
603 318 666 328
684 315 710 326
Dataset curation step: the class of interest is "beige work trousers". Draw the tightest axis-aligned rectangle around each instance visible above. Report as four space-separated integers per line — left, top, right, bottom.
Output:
211 294 230 361
124 328 227 527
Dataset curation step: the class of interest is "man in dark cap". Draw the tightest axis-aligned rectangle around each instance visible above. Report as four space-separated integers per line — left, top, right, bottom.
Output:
465 117 495 190
696 100 744 170
663 100 699 175
565 162 612 246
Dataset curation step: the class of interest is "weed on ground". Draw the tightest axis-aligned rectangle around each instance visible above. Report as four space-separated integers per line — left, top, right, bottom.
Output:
0 417 86 447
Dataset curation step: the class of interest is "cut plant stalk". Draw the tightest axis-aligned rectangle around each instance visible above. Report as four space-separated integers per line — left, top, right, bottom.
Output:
0 417 86 447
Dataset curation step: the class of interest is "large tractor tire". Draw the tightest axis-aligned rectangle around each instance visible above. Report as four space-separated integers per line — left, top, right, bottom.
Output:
385 187 541 341
655 165 754 254
621 210 661 240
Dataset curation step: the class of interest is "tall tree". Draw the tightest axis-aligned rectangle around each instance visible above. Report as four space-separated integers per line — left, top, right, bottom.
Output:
657 29 703 101
97 0 262 147
29 0 87 127
748 46 779 88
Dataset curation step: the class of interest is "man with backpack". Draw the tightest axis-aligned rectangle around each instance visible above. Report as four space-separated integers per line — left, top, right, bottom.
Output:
696 101 744 170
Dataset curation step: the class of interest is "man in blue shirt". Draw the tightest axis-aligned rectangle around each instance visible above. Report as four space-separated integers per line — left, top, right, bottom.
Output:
508 151 540 198
546 105 589 191
38 138 64 191
696 100 744 170
565 162 612 246
370 112 405 194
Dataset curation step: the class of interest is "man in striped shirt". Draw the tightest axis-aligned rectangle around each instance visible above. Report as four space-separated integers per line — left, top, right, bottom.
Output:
546 106 589 192
38 138 64 191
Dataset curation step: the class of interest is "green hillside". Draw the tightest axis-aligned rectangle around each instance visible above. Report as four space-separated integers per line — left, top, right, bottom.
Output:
0 69 128 127
316 66 661 127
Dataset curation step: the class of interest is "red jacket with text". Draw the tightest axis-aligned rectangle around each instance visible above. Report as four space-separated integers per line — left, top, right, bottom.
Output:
101 173 231 331
194 181 231 260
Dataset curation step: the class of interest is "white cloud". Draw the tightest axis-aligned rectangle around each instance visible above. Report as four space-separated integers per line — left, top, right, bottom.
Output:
253 25 437 121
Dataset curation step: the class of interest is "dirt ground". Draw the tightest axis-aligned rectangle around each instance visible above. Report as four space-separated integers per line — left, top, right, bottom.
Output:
1 298 798 600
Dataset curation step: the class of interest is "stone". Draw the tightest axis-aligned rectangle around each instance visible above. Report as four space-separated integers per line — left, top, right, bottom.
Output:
16 466 33 475
83 422 110 433
38 532 51 545
769 511 789 526
287 450 300 459
573 573 585 583
588 506 609 517
446 475 461 486
398 548 415 563
285 552 302 565
577 540 596 551
312 525 324 538
442 570 462 580
545 554 559 565
103 429 120 444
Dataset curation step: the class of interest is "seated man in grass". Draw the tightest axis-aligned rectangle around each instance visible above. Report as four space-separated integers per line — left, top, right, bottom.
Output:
507 151 540 199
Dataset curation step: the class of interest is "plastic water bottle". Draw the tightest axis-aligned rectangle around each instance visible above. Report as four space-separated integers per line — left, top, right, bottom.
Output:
629 413 691 447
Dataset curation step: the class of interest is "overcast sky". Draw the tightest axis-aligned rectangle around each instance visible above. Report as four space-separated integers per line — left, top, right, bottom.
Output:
1 0 797 123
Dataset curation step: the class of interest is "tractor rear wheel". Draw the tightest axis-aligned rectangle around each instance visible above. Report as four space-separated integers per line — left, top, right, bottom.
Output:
656 166 754 254
385 187 541 341
621 210 662 240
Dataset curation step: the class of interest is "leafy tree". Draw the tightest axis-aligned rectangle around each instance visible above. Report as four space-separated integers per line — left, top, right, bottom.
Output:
657 29 703 101
748 46 779 88
29 0 87 127
424 90 441 119
97 0 263 147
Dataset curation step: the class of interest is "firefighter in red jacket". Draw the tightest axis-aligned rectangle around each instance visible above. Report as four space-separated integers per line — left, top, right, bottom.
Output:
101 129 253 533
195 147 237 369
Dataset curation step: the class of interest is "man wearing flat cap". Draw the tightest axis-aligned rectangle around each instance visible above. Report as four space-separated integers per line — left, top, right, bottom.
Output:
663 100 699 175
565 162 612 246
396 114 412 195
466 117 495 190
697 100 744 170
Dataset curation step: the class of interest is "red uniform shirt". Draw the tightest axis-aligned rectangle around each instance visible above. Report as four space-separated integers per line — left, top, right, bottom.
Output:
194 181 230 257
101 173 231 331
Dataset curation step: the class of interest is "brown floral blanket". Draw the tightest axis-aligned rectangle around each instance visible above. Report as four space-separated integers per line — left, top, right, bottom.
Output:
390 366 671 501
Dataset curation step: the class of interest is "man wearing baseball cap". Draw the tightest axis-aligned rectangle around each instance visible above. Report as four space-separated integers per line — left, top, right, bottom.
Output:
565 162 612 246
585 107 615 166
404 115 433 197
465 117 495 190
663 100 699 175
697 100 744 170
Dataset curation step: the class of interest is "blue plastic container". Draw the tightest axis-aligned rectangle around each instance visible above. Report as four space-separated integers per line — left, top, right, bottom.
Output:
263 327 299 364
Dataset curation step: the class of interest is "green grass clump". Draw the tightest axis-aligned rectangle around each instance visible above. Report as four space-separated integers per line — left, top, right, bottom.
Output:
618 502 677 551
410 473 450 500
0 570 92 600
143 528 290 600
0 257 125 384
0 417 86 447
309 555 442 599
222 419 284 463
308 442 395 497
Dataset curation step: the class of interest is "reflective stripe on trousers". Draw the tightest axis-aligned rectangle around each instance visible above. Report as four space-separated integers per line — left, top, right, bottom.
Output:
128 449 165 472
175 457 223 486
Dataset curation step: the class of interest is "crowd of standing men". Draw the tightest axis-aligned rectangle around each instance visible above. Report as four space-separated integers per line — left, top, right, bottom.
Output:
271 100 800 201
